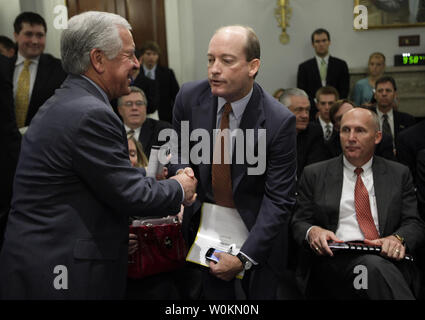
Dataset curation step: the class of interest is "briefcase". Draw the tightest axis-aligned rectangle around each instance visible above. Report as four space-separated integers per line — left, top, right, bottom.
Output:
128 216 187 279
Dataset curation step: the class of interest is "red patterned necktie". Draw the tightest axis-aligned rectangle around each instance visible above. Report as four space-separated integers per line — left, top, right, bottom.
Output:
354 167 379 240
211 103 235 208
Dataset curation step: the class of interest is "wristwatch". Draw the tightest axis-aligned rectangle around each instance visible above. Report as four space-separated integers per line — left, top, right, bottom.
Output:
236 252 253 270
393 233 405 245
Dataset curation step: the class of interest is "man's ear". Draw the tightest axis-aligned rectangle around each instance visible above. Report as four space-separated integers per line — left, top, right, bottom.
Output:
89 48 106 74
375 130 382 145
248 58 260 78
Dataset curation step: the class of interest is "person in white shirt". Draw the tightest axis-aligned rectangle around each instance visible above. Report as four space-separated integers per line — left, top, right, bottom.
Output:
291 107 425 299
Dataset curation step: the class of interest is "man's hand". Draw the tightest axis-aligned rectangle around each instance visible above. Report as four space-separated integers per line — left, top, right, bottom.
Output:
364 236 406 261
128 233 138 255
170 167 197 206
209 252 243 281
156 167 168 180
308 226 342 256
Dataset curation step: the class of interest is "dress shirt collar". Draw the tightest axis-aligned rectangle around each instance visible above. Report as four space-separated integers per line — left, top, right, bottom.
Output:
217 87 253 121
318 115 332 128
15 52 40 67
80 74 110 106
376 107 394 122
343 155 373 177
124 124 141 140
143 64 157 75
315 54 329 65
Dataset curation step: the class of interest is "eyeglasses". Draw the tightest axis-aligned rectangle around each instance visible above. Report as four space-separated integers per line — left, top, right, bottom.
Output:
122 100 146 107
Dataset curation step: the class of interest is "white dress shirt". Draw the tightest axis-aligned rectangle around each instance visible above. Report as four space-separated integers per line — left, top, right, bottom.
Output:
335 156 380 241
143 64 157 80
13 53 39 101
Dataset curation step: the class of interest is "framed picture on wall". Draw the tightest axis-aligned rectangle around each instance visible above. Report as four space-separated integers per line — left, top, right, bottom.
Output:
354 0 425 28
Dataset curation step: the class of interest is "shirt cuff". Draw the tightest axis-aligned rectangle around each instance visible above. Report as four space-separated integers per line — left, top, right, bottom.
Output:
305 226 314 242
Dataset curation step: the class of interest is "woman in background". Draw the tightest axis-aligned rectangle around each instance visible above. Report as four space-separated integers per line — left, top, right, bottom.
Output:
351 52 386 107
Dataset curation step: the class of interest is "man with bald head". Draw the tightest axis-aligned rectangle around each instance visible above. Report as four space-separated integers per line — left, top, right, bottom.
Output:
169 25 297 299
292 108 425 299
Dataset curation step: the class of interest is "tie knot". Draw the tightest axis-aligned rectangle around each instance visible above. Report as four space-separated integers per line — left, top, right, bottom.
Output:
127 129 135 138
354 167 363 176
223 103 232 116
24 59 32 68
321 58 326 65
382 114 388 120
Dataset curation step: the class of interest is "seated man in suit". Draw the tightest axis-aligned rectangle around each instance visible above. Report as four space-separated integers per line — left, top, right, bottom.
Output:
315 86 339 141
279 88 328 178
117 86 171 158
139 41 179 124
297 28 349 119
291 107 425 299
396 120 425 186
11 12 67 129
326 100 395 161
372 76 416 154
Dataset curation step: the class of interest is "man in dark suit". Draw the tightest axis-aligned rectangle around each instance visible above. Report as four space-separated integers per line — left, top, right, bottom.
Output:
372 76 416 153
291 108 425 299
117 86 171 158
0 55 21 250
297 28 349 119
396 119 425 186
139 41 179 124
0 11 197 300
169 25 297 300
279 88 328 178
11 12 66 129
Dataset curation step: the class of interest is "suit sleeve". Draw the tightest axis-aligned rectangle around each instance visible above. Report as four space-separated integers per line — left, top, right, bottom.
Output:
240 113 297 264
393 166 425 252
338 60 350 99
290 167 317 246
72 106 183 216
417 150 425 219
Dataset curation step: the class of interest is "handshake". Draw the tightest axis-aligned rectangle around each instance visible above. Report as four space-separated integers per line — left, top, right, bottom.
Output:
170 167 198 206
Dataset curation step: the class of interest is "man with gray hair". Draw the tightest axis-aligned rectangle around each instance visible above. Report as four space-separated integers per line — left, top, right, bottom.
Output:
280 88 328 178
0 11 197 299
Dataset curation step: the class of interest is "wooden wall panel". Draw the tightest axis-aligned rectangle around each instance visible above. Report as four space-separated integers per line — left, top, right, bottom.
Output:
66 0 168 66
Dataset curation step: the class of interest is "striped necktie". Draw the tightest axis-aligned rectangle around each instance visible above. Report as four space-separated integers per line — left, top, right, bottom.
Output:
15 59 32 128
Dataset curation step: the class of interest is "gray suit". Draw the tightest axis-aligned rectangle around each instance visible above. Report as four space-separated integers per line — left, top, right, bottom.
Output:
0 75 183 299
291 155 425 298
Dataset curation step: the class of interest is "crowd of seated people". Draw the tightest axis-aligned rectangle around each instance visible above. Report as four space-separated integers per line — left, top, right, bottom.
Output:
1 11 425 300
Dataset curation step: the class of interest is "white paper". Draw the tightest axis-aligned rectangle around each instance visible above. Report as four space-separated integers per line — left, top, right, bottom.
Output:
186 203 249 278
146 145 170 177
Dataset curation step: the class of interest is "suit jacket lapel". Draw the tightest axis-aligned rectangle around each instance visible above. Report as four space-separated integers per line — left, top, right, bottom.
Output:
232 83 266 193
372 157 390 236
29 54 48 109
310 58 322 87
326 155 344 230
326 56 334 85
192 88 217 194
